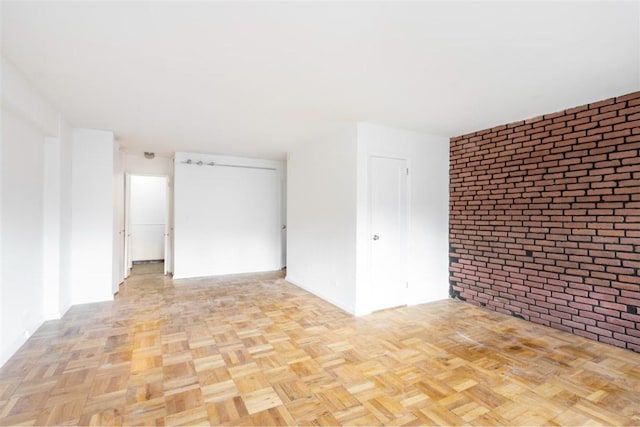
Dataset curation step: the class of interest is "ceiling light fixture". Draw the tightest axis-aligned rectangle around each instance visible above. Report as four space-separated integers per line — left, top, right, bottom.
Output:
144 151 155 159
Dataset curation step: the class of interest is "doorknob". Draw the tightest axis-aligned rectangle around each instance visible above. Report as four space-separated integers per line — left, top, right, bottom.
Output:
373 235 380 240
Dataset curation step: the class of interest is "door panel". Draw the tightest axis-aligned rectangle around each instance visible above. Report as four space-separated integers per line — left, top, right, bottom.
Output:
370 156 408 311
130 175 167 262
113 152 125 294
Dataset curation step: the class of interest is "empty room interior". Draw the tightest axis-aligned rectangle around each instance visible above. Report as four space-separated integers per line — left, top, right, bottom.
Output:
1 1 640 426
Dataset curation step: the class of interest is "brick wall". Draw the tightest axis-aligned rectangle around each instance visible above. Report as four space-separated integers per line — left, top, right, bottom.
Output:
449 92 640 352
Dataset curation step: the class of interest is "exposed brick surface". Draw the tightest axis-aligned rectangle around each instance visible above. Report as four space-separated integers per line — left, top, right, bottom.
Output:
449 91 640 352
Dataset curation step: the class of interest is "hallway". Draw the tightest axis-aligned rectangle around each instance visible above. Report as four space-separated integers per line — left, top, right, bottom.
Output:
130 262 165 276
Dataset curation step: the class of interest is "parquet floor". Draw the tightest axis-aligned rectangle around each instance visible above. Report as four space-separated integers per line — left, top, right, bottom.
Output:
1 269 640 426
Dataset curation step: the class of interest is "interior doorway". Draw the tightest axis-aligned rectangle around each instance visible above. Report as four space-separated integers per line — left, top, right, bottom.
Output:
125 175 170 277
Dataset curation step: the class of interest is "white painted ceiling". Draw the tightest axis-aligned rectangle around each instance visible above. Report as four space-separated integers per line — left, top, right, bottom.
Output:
2 1 639 160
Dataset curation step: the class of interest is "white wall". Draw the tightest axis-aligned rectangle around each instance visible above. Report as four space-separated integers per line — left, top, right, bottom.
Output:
43 135 62 319
125 153 172 176
0 109 3 370
130 175 166 261
1 58 122 367
0 58 60 366
174 152 284 279
286 125 359 314
286 123 449 316
42 120 76 320
355 123 449 314
58 119 73 315
1 58 59 136
0 96 3 371
71 128 116 304
1 110 46 365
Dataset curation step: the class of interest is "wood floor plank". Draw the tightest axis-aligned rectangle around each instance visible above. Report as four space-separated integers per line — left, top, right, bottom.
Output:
1 267 639 425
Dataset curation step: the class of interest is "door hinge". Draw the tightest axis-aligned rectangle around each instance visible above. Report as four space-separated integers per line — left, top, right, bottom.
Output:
406 168 409 176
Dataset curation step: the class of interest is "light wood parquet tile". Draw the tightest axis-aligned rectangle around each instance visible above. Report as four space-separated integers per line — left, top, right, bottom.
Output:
1 267 640 425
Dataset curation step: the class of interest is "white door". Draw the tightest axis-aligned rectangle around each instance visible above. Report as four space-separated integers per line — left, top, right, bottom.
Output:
114 167 125 293
370 156 408 311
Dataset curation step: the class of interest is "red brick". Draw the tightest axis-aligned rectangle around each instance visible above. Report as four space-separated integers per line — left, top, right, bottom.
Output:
616 91 640 102
450 93 640 353
614 334 640 346
586 325 613 337
620 105 640 116
598 336 626 348
590 98 616 109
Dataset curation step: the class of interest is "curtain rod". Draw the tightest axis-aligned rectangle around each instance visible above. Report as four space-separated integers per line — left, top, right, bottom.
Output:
180 159 276 171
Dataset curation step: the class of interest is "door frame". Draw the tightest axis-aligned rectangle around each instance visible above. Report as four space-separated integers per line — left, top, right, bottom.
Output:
366 155 410 312
124 173 173 277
